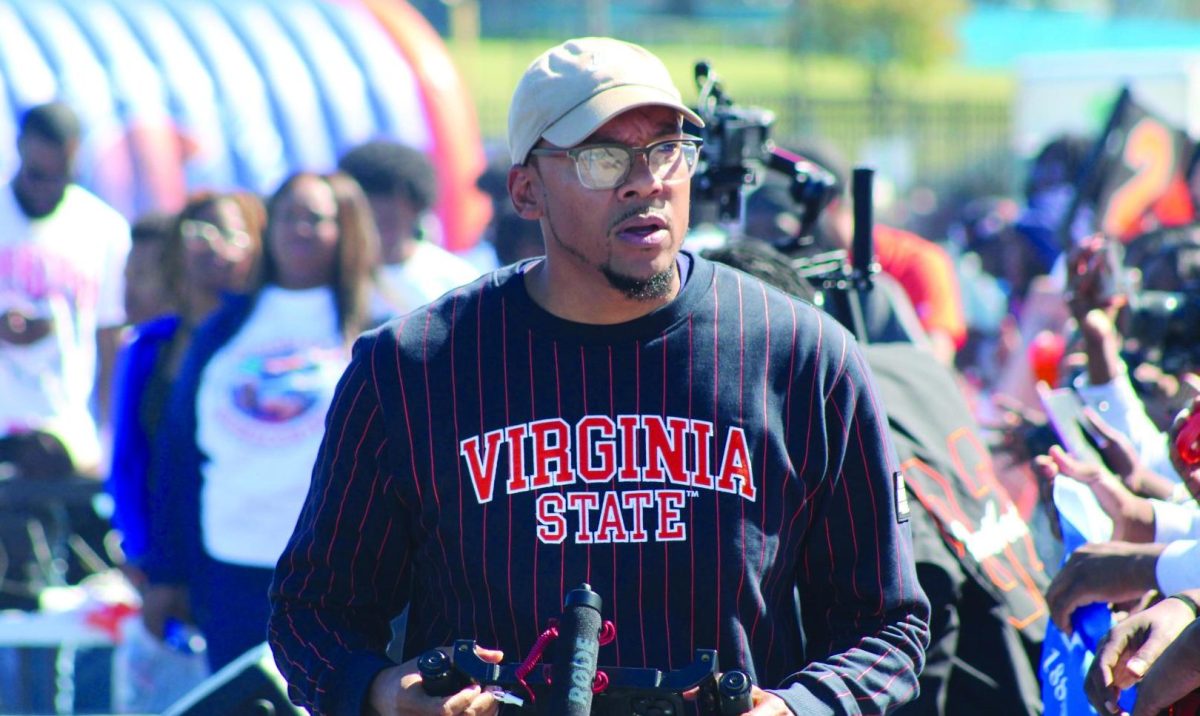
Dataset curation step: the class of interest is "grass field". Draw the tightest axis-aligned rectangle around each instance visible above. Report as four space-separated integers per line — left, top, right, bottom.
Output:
446 38 1016 145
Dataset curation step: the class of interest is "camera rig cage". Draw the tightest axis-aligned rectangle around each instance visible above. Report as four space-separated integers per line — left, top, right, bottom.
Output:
688 61 840 248
687 61 879 341
418 585 754 716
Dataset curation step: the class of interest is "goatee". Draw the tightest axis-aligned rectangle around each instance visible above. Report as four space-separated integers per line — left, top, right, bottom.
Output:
601 266 675 301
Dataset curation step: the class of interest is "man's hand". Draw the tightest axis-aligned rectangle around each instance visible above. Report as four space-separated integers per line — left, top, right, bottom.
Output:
1131 617 1200 716
367 647 503 716
1085 593 1200 714
1033 446 1155 543
686 679 791 715
1080 406 1177 500
746 688 791 715
1065 235 1124 326
1045 541 1165 635
139 584 191 640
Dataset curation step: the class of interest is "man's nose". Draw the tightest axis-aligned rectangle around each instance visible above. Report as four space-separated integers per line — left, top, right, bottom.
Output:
618 154 663 199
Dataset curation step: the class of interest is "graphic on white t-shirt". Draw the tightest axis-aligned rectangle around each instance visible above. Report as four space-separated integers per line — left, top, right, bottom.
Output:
229 345 344 425
196 286 348 567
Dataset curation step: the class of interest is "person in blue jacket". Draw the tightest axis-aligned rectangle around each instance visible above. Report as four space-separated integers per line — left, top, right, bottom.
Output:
109 191 263 590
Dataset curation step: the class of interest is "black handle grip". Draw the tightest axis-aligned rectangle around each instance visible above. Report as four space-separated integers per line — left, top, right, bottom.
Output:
851 166 874 286
417 649 469 697
547 583 604 716
717 669 754 715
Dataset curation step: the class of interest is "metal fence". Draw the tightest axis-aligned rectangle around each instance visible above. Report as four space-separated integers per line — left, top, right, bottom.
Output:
476 91 1018 198
746 93 1018 196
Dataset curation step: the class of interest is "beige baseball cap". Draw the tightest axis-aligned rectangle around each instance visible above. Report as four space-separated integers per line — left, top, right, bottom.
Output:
507 37 704 166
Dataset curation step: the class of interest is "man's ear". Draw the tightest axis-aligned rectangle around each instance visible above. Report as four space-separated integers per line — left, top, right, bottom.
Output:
508 164 543 220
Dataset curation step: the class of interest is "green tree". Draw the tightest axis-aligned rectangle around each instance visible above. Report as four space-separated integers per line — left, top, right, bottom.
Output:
789 0 966 70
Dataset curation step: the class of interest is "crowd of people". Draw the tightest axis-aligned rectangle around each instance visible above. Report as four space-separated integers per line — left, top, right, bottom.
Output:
0 32 1198 716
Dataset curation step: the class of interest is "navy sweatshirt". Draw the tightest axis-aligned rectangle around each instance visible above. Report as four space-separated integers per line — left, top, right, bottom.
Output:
269 254 930 715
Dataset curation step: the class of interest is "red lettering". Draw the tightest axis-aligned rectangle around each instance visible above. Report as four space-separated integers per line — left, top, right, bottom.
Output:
717 427 756 500
692 420 714 488
594 491 629 542
459 430 506 503
617 415 640 481
643 416 689 484
566 492 600 543
530 418 571 487
620 490 655 541
462 416 759 503
576 416 616 482
655 491 687 541
505 424 529 492
536 494 567 543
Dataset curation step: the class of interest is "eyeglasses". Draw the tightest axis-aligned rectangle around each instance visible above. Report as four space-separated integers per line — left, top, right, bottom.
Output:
181 219 252 253
276 211 338 230
528 135 703 190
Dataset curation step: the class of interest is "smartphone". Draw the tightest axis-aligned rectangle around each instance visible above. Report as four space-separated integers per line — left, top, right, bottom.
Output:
1035 382 1108 468
1037 382 1116 545
1095 235 1130 306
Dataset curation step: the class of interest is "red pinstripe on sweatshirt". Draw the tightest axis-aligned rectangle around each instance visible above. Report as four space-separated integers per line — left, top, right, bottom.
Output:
269 254 929 716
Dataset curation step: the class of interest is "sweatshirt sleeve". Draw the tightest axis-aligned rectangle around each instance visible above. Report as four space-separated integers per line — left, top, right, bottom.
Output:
1156 540 1200 597
1154 500 1200 543
142 302 246 586
268 330 413 716
774 337 931 714
141 328 207 586
1073 368 1177 480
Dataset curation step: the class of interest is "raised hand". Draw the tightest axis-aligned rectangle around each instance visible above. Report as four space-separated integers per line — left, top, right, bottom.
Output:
1033 446 1155 543
1065 235 1126 324
1079 406 1178 500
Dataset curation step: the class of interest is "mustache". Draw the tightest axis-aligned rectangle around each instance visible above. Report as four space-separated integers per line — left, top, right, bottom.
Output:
607 204 671 234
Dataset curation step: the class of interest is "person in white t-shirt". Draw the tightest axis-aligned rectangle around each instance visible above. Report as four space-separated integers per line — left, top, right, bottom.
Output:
337 140 480 322
0 101 130 478
140 171 379 670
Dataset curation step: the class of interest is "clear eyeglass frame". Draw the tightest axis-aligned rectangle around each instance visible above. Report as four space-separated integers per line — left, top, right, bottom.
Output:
528 135 704 190
181 219 252 253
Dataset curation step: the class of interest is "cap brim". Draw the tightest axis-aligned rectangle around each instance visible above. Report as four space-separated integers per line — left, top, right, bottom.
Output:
541 85 705 149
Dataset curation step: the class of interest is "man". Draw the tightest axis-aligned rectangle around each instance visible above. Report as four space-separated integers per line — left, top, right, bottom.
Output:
754 142 967 365
704 241 1048 715
0 101 130 478
741 178 931 350
1041 397 1200 657
269 38 929 716
337 139 480 320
